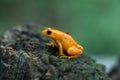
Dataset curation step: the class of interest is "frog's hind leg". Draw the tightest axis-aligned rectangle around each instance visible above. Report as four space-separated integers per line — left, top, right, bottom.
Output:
67 46 83 59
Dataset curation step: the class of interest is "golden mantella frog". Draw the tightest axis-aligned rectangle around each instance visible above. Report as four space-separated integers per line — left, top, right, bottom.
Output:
42 28 84 59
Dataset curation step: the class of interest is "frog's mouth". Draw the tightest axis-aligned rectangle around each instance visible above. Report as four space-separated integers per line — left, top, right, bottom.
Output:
42 29 46 35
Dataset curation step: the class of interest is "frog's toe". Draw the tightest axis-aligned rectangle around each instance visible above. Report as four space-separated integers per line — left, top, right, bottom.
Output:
59 55 70 59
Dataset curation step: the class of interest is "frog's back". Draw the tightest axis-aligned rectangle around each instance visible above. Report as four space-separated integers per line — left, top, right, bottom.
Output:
59 32 77 50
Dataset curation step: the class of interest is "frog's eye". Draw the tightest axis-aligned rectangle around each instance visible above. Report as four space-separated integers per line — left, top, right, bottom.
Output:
47 30 52 35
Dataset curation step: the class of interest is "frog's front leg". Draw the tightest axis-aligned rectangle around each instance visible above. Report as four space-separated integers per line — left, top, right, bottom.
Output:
67 46 83 59
56 40 68 57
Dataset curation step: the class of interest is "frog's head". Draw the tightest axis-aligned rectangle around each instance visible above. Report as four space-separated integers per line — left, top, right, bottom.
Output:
42 27 62 40
42 28 55 38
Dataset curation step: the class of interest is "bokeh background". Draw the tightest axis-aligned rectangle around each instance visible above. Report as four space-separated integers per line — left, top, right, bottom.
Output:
0 0 120 72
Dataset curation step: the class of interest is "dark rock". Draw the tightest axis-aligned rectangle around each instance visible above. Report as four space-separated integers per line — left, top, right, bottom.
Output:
108 57 120 80
0 24 111 80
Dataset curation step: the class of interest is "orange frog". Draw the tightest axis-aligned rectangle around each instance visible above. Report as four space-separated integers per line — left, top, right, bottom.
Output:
42 28 84 59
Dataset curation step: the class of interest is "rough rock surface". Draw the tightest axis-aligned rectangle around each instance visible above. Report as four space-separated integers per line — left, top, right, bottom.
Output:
108 58 120 80
0 24 111 80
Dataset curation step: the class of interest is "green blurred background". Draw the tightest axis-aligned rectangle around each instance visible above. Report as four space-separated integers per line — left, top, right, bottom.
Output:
0 0 120 71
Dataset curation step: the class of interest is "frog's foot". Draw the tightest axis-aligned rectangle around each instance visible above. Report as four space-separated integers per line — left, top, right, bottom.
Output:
59 55 69 59
67 55 79 59
46 43 54 46
59 55 78 59
57 53 68 58
58 54 71 59
46 42 57 47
